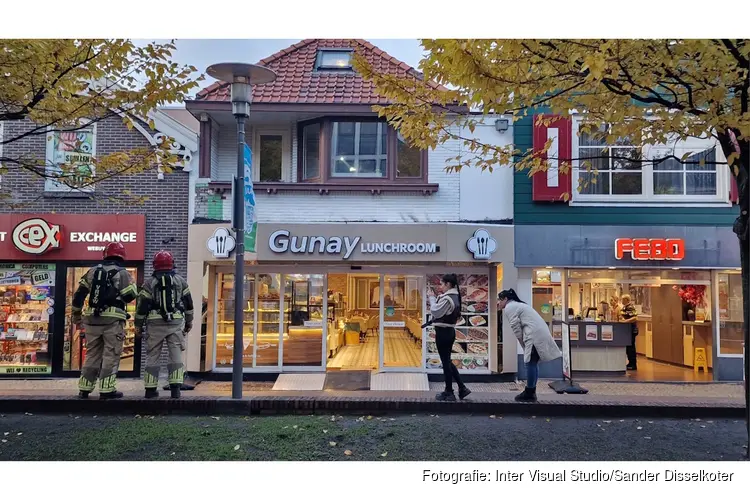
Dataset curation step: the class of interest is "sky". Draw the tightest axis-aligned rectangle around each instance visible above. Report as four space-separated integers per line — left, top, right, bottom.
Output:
158 39 425 100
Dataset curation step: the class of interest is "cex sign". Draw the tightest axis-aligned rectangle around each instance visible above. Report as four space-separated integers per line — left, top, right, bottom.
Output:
0 214 145 261
11 218 63 255
615 238 686 261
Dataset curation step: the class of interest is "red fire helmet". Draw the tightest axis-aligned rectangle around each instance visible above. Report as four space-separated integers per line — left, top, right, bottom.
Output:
103 242 127 260
153 250 175 271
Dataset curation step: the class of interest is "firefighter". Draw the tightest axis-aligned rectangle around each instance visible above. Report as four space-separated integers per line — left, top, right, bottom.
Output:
71 242 138 400
135 250 194 399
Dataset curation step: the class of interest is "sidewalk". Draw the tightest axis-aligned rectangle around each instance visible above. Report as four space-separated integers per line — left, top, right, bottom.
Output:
0 379 744 418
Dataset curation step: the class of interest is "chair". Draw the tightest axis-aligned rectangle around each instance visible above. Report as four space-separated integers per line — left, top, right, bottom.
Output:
366 314 379 339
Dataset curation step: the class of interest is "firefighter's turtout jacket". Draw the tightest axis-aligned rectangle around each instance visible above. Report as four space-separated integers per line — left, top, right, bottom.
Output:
135 271 194 330
72 262 138 323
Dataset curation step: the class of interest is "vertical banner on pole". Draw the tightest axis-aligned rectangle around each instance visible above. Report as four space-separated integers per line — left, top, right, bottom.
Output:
243 144 257 253
561 322 571 381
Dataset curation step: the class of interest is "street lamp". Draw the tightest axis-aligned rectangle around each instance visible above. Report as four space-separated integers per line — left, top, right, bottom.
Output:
206 63 277 400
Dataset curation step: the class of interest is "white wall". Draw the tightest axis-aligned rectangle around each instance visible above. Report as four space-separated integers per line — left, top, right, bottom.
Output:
458 119 514 220
210 117 514 223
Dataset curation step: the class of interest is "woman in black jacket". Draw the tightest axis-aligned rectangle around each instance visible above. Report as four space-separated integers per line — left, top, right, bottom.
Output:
428 274 471 402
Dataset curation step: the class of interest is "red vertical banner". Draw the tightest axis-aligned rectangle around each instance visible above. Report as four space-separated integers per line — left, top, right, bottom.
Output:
532 114 573 202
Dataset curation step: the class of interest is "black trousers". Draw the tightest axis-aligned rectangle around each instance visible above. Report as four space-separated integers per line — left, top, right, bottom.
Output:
435 326 465 393
626 332 638 367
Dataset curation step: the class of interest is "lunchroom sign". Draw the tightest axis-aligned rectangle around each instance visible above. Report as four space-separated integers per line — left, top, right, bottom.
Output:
268 229 439 260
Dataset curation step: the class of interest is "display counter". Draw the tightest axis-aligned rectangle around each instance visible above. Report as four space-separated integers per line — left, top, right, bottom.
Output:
552 320 632 373
283 327 324 366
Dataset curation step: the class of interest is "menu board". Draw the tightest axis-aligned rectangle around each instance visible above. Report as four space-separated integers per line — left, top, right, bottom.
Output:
424 274 490 371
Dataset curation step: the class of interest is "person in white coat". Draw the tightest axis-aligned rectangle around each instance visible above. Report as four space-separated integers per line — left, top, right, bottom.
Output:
498 289 562 402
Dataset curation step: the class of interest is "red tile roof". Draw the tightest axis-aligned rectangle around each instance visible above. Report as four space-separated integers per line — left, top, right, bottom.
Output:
195 39 438 104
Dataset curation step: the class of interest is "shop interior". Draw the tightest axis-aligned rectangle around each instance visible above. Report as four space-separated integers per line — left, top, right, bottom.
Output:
0 264 55 374
211 270 494 372
64 267 138 372
531 268 736 382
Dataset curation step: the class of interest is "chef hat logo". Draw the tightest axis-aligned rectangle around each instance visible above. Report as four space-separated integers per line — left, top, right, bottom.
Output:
467 229 497 260
207 227 236 258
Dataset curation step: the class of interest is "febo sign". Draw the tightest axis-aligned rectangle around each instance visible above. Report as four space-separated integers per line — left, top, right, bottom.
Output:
615 238 686 261
0 214 146 261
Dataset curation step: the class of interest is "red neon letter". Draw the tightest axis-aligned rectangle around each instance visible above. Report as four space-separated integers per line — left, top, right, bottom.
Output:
615 238 633 259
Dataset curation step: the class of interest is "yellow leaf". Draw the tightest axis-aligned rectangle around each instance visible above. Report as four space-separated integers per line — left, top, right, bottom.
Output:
344 450 353 456
381 452 388 457
329 441 337 447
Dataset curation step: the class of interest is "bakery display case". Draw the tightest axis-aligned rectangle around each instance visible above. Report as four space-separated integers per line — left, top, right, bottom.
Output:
0 264 55 375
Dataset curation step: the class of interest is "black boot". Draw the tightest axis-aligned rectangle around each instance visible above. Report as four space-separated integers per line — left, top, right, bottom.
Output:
145 388 159 399
458 386 472 400
436 391 456 402
100 391 124 400
170 384 181 399
78 391 90 399
514 387 538 403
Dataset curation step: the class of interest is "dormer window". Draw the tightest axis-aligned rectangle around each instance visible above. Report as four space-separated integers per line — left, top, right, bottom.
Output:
315 49 353 71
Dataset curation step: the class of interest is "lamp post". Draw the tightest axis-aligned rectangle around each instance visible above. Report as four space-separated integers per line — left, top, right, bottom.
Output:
206 63 277 400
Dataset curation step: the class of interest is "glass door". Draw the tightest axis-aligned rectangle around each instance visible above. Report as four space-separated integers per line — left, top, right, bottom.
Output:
63 266 138 373
379 274 423 370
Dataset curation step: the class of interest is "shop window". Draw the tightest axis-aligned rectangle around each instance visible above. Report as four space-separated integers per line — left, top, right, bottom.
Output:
64 266 138 372
718 272 744 356
532 269 563 322
0 264 55 375
282 274 326 367
425 273 490 372
215 272 255 368
396 131 423 178
45 124 97 193
255 274 281 367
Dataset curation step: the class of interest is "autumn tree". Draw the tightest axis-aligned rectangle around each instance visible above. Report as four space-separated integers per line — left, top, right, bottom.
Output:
357 39 749 453
0 39 201 205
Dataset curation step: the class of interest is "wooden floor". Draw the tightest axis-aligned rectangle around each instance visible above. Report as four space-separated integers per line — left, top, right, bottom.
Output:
328 329 421 370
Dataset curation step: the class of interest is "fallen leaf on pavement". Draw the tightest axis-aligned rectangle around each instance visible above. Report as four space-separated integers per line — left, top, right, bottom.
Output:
389 418 395 421
381 452 388 457
637 426 643 430
344 450 353 456
648 421 653 424
3 432 8 436
367 416 372 420
489 415 496 419
322 430 328 434
602 420 611 424
1 439 6 443
644 437 651 440
330 416 336 422
25 413 33 416
135 415 142 419
17 433 22 436
234 445 240 451
171 452 176 456
211 416 221 420
292 425 298 429
329 442 337 447
700 425 706 428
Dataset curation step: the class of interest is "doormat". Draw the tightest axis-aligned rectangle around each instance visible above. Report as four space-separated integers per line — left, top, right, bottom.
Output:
323 371 371 391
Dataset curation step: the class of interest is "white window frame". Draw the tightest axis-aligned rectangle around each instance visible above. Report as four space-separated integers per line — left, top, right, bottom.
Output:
570 117 730 206
252 128 291 183
330 122 388 178
44 122 97 193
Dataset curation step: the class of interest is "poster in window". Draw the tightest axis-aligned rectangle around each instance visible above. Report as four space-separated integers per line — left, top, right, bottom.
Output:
570 324 579 341
425 274 490 371
601 324 614 342
47 128 95 191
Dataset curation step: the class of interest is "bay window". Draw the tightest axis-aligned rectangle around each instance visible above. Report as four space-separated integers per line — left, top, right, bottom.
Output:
573 119 726 203
296 118 429 186
331 121 388 178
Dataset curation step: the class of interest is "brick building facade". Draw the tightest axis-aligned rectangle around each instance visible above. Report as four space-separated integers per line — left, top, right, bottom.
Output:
0 111 198 379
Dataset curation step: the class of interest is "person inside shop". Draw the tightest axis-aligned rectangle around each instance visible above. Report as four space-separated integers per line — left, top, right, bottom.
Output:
427 274 471 402
609 295 621 321
498 289 562 403
619 294 639 371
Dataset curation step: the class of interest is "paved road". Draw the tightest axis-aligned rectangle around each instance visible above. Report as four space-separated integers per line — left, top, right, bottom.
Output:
0 413 747 461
